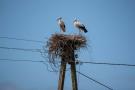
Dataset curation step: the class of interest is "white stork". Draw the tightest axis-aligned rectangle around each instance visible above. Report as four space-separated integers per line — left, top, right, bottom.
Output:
73 19 88 34
57 17 66 33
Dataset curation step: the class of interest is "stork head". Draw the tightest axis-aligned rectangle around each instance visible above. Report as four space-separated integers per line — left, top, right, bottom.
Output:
57 17 62 21
73 18 78 23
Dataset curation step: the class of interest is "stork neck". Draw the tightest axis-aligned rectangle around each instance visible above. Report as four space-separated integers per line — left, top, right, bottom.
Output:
58 19 62 24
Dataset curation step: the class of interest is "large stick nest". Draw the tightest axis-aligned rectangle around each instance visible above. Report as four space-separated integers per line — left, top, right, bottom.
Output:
46 34 87 64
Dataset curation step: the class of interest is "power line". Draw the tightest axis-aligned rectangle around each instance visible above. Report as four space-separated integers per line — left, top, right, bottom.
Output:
0 47 135 67
0 58 133 90
0 58 44 62
0 58 67 72
0 58 57 72
0 36 45 43
1 37 135 67
78 61 135 67
76 71 114 90
49 60 135 67
0 46 42 52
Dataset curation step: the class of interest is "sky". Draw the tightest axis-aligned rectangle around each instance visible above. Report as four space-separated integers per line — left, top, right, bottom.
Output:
0 0 135 90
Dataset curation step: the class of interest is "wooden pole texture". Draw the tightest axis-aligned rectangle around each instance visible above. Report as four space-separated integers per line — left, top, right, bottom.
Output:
70 50 78 90
58 58 67 90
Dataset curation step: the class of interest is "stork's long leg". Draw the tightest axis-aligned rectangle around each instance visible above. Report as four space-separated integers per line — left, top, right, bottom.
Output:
79 29 81 35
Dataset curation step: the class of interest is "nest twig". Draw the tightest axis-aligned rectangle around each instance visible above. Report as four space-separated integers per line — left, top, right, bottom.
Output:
46 33 87 65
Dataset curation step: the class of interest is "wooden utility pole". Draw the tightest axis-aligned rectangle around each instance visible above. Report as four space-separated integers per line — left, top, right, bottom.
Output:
70 49 78 90
48 34 86 90
58 50 78 90
70 63 78 90
58 53 78 90
58 58 67 90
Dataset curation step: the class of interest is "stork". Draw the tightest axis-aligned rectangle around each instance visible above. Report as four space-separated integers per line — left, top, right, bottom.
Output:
57 17 66 33
73 19 88 34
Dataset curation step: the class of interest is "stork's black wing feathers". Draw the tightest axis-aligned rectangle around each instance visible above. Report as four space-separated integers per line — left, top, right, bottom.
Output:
78 24 88 33
64 24 65 28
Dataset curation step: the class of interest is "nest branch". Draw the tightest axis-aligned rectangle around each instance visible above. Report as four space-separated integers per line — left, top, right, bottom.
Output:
46 33 87 64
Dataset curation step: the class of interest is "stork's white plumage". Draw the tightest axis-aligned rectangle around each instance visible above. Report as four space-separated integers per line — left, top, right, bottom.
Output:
73 19 88 33
57 17 66 32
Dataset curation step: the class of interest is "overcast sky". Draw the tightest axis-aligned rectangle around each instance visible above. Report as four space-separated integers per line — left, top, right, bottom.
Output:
0 0 135 90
